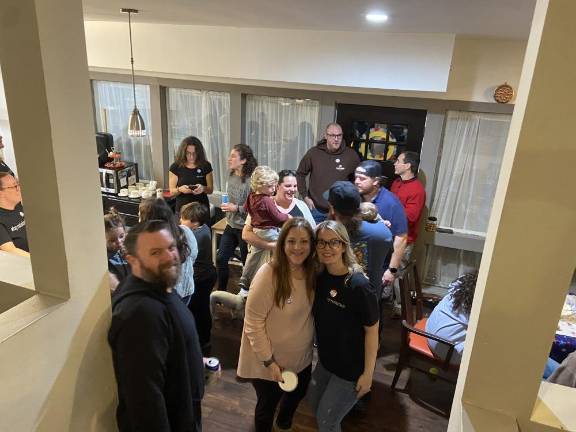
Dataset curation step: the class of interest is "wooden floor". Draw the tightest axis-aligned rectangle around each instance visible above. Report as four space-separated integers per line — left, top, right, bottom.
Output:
202 268 453 432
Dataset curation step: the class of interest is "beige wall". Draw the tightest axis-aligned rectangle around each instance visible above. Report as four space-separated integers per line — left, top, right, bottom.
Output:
84 21 455 92
84 20 526 104
0 0 116 430
448 0 576 430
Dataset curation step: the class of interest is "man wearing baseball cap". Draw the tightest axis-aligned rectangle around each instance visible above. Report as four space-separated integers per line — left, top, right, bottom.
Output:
324 181 392 298
354 160 408 288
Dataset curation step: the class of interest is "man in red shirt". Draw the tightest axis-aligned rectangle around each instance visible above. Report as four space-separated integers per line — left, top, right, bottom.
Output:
390 151 426 314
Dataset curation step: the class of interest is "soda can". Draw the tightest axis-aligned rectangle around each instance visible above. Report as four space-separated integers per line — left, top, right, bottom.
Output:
205 357 221 385
221 193 229 205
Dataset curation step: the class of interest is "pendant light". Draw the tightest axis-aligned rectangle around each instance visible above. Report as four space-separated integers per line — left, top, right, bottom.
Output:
121 8 146 137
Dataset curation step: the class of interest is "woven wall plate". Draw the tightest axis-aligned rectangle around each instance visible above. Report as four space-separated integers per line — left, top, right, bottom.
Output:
494 83 514 104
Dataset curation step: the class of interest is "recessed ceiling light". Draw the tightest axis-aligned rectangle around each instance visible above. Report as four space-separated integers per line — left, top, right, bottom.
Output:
366 13 388 23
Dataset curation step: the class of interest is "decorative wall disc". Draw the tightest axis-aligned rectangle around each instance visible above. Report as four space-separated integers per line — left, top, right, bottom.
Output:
494 83 514 104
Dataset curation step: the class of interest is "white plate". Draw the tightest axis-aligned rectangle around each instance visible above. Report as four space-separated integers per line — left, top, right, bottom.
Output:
278 370 298 392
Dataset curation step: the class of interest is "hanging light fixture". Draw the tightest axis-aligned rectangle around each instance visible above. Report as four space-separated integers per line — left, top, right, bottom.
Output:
121 8 146 137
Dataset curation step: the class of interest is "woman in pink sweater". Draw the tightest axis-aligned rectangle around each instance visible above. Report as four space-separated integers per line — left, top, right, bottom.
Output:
237 218 316 432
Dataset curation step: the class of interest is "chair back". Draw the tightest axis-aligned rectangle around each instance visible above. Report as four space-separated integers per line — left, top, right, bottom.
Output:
398 261 424 325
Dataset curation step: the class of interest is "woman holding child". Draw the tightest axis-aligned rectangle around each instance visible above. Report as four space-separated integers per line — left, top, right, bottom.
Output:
237 218 316 432
242 169 316 252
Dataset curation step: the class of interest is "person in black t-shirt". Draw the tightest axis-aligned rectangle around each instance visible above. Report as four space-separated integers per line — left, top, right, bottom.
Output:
180 201 217 355
169 136 214 214
0 173 29 257
308 220 379 431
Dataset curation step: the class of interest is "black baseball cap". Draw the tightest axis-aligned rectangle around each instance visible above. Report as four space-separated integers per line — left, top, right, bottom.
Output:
355 160 383 178
322 181 361 216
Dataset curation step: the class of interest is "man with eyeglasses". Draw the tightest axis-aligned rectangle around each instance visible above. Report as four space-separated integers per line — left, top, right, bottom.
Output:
297 123 361 224
0 172 29 257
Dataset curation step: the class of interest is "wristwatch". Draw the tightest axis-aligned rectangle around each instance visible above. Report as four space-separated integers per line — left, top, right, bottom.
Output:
388 267 398 274
262 356 275 368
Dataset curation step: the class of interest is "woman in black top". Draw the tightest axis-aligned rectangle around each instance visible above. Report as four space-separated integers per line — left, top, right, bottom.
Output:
308 220 379 432
169 136 214 214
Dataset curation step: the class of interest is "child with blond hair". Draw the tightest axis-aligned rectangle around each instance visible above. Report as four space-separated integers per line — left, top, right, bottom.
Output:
237 166 290 293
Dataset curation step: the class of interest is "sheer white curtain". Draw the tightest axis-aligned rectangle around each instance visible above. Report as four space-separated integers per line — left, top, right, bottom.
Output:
245 95 319 173
424 110 511 288
166 88 230 191
431 110 512 235
93 81 154 180
422 245 482 288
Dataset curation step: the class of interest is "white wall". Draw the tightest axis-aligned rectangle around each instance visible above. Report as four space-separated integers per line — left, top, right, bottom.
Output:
84 21 455 92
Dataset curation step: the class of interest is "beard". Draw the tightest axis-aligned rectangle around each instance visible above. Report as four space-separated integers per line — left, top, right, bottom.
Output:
139 259 181 288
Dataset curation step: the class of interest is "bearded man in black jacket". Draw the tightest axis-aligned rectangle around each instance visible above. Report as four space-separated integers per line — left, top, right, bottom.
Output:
109 220 204 432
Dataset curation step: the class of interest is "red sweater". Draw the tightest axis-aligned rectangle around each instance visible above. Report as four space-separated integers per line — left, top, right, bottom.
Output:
245 193 289 229
390 177 426 244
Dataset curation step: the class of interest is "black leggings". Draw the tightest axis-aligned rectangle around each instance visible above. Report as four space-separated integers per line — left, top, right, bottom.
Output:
216 225 248 291
188 269 217 352
251 364 312 432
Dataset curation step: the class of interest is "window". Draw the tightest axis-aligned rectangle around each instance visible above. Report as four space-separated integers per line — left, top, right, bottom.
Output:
92 81 154 180
245 95 320 173
431 110 512 236
424 111 511 288
166 88 230 191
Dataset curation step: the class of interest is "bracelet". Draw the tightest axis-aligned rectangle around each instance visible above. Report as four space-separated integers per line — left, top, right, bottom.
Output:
262 356 275 368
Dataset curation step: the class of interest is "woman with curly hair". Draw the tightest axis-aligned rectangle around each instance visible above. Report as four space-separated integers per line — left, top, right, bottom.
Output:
169 136 214 214
425 272 478 365
104 208 130 291
308 220 379 432
216 143 257 291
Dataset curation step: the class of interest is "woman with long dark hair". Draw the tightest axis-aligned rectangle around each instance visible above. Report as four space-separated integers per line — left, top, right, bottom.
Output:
237 218 316 432
308 220 379 432
216 143 257 291
169 136 214 214
138 198 197 305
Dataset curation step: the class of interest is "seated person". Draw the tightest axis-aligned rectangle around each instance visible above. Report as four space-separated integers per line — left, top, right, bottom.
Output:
104 209 130 291
237 166 290 292
180 202 217 355
548 351 576 387
0 173 29 257
425 273 478 365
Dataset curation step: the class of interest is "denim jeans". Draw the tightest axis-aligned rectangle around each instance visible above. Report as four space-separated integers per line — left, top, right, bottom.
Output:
307 361 358 432
216 225 248 291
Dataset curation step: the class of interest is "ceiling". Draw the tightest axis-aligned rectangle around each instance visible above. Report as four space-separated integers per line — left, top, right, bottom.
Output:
83 0 536 40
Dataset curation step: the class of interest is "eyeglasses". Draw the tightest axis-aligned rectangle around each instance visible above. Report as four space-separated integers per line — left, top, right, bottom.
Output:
326 133 343 139
316 239 344 249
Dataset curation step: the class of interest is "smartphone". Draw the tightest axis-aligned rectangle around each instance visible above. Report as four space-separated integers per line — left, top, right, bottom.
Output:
188 184 199 190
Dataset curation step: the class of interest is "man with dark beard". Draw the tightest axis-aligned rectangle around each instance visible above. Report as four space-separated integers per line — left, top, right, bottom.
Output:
108 220 204 432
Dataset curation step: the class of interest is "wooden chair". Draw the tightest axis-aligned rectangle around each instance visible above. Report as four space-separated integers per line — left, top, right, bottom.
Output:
391 261 459 391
